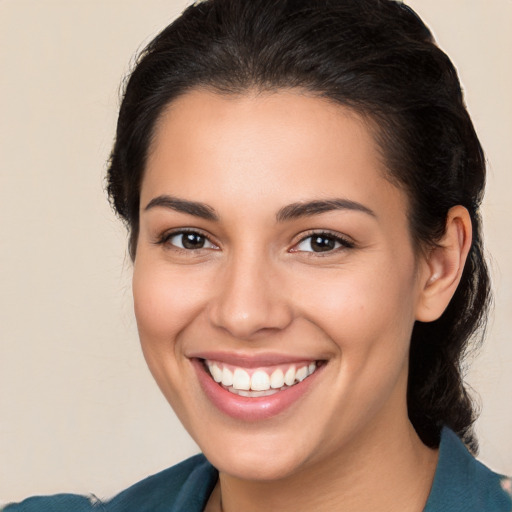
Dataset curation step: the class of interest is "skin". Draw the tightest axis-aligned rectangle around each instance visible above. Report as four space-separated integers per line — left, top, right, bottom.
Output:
133 89 471 511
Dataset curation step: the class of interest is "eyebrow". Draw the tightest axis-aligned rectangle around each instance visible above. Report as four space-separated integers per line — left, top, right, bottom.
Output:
144 195 219 221
275 199 376 222
144 195 375 222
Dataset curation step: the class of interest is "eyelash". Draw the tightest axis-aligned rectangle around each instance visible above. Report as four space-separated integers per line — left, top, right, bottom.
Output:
155 229 355 255
155 229 218 252
292 231 355 255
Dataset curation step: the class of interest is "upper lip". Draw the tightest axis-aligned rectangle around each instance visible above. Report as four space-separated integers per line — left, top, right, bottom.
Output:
187 351 322 368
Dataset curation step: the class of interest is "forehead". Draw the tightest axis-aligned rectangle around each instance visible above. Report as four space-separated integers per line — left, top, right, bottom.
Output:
143 88 406 220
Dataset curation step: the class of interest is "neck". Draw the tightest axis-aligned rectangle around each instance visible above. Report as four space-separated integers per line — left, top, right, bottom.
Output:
209 419 438 512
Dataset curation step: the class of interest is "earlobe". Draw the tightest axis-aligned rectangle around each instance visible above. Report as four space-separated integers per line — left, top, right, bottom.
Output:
415 206 472 322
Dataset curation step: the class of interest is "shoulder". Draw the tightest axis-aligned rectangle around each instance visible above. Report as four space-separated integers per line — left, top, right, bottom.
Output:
105 453 217 512
424 427 512 512
2 454 217 512
1 494 105 512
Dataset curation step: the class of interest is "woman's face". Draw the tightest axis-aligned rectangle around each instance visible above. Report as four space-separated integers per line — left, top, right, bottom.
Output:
133 89 430 480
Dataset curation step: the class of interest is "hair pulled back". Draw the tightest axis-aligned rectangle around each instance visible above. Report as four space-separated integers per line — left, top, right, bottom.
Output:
107 0 491 451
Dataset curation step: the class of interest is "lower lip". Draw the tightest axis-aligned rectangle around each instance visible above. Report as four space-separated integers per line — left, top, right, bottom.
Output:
192 358 323 421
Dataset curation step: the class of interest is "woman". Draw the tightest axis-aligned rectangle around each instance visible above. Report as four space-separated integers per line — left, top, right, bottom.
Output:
4 0 511 510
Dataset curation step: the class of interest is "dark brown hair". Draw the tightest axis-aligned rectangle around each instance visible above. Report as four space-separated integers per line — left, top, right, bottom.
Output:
107 0 491 451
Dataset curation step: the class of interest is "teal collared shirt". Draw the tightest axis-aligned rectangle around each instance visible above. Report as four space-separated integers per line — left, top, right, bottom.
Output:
4 428 511 511
424 428 511 512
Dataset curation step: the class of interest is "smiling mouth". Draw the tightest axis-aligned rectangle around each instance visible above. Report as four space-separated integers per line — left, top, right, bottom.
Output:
203 359 321 397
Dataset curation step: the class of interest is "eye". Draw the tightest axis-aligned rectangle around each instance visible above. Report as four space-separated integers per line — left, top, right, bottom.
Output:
161 230 217 250
293 232 354 253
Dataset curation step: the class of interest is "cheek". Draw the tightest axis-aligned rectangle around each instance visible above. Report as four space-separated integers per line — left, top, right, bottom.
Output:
132 259 208 343
131 259 208 411
291 259 418 355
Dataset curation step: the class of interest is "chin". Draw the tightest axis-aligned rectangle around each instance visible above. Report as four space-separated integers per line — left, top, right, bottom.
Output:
202 437 311 481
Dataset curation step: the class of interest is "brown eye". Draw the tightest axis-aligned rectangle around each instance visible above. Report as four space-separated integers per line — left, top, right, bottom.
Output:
294 233 353 253
166 231 216 250
310 235 337 252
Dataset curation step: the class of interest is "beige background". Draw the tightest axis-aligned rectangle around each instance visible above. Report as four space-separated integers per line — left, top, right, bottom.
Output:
0 0 510 502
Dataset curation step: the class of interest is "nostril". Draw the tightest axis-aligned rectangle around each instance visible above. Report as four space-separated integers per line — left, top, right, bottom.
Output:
208 301 293 340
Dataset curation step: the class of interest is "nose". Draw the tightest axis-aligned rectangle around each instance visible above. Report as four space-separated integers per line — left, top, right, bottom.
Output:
207 250 293 340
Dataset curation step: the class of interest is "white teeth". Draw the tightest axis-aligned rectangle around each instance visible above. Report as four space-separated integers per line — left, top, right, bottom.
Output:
221 367 233 387
250 370 270 391
284 366 296 386
270 368 285 389
205 360 319 394
209 362 223 383
232 368 251 390
296 365 308 382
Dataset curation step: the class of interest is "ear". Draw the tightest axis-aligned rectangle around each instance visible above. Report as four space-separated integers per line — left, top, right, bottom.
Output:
415 205 472 322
